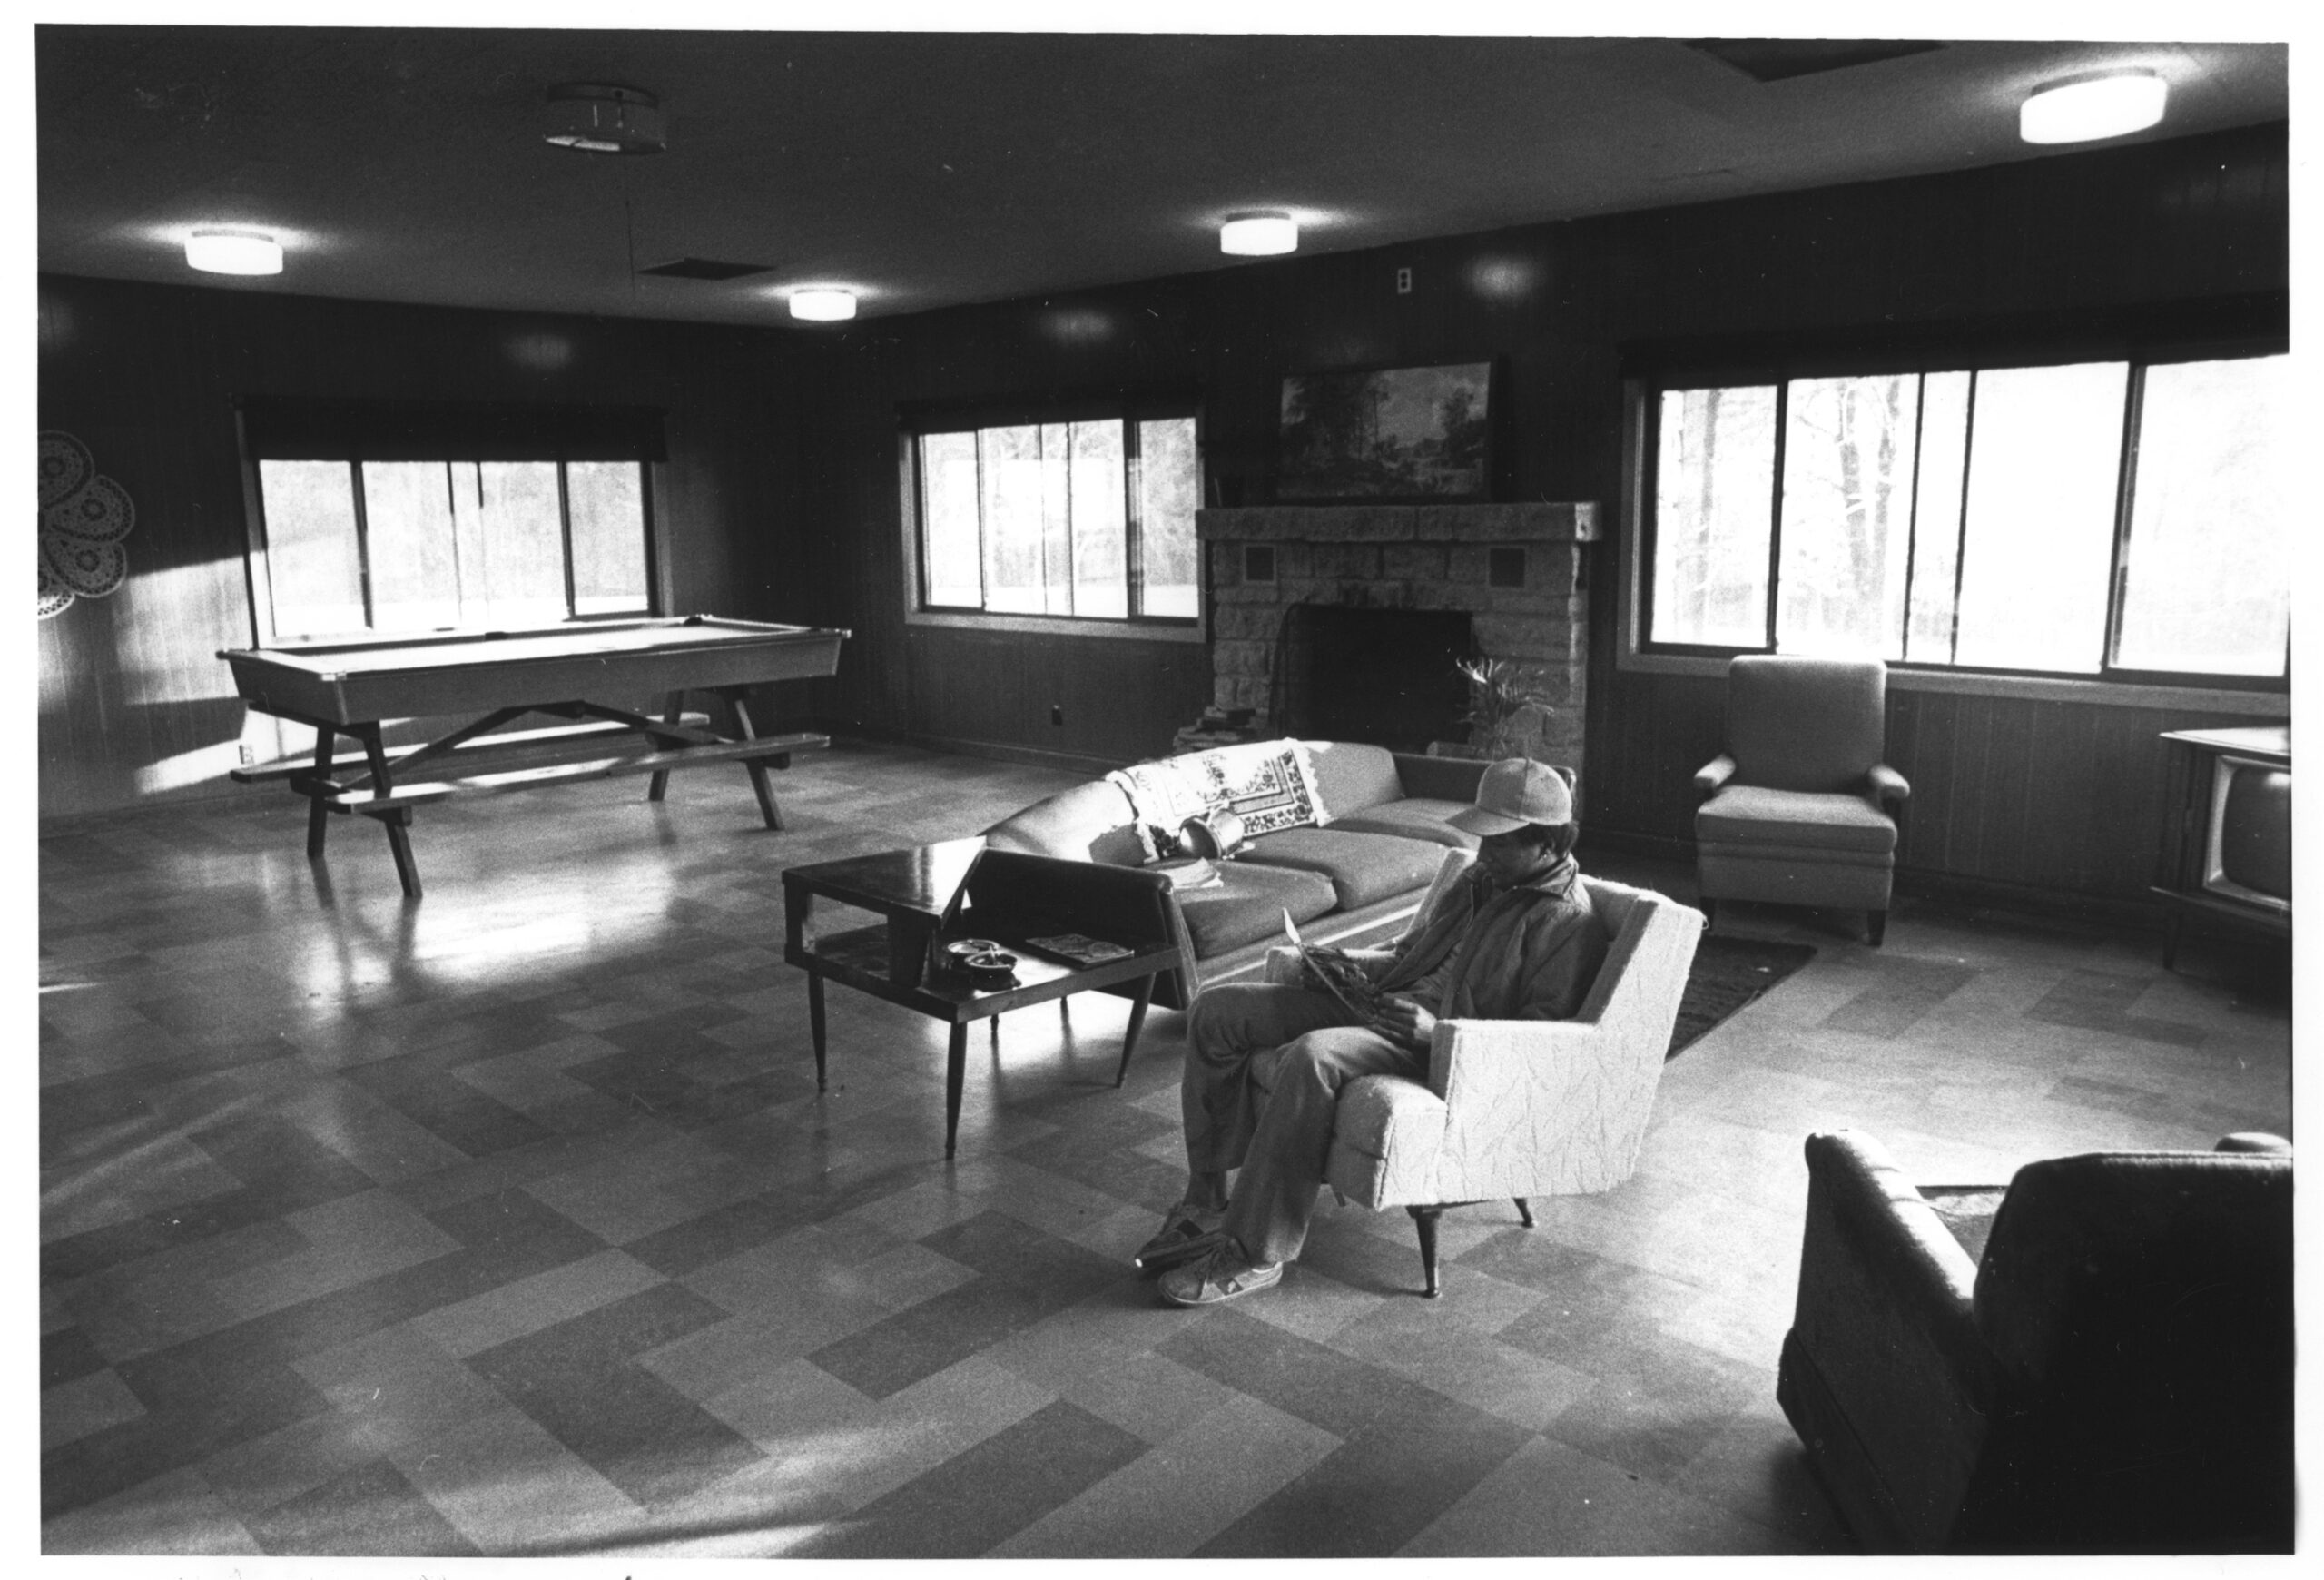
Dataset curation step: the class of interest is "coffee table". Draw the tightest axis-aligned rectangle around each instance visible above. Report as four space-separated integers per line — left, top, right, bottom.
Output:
782 841 1188 1157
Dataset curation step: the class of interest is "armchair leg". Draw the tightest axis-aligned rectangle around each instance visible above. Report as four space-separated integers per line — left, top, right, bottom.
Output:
1867 909 1886 947
1514 1197 1534 1229
1407 1206 1444 1299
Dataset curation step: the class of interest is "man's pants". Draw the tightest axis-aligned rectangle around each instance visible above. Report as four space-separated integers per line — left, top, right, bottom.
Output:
1182 982 1428 1265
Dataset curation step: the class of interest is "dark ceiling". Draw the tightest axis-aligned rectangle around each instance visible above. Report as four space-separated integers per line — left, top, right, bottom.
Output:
36 27 2290 325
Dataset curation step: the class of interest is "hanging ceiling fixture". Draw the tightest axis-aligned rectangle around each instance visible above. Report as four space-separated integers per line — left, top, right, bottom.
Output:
183 229 284 275
1219 213 1298 257
2019 71 2168 144
788 289 858 322
544 84 665 154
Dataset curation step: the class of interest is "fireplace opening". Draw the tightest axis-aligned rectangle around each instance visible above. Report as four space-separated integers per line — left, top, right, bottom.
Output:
1270 604 1474 754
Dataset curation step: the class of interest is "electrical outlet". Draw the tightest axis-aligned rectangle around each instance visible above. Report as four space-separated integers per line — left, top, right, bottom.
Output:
1395 266 1413 295
1050 705 1064 726
238 744 256 765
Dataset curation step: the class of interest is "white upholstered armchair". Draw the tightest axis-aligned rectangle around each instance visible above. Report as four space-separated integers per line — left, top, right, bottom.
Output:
1267 858 1705 1296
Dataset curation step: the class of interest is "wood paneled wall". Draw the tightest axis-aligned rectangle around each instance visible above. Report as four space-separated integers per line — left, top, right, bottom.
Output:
794 123 2287 906
43 123 2290 910
37 277 824 818
1596 672 2274 911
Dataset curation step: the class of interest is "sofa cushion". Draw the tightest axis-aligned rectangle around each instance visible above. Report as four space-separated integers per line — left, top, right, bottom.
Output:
1175 862 1337 959
1302 741 1403 821
1236 827 1451 911
1696 785 1897 854
981 780 1145 864
1325 797 1481 851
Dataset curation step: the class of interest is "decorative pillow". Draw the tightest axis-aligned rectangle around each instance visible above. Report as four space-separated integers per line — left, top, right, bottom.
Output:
1108 739 1324 861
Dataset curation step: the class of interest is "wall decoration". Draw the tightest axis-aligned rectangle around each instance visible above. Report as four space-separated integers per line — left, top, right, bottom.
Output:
39 430 135 618
1275 360 1494 501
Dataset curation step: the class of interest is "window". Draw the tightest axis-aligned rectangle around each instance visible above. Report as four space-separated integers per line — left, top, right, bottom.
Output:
256 459 649 638
241 398 664 644
911 405 1200 624
1643 352 2288 684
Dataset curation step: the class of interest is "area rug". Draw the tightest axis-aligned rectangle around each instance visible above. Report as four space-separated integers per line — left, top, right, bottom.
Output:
1668 935 1817 1057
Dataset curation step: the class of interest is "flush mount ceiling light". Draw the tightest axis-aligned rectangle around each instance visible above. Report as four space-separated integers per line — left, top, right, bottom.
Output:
788 289 858 321
1220 213 1298 256
2020 71 2168 144
544 83 665 154
183 229 283 275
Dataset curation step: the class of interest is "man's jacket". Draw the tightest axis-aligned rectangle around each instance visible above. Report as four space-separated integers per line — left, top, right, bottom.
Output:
1368 854 1609 1022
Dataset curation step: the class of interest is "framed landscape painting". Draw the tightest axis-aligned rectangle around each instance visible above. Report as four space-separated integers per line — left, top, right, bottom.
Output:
1275 360 1494 501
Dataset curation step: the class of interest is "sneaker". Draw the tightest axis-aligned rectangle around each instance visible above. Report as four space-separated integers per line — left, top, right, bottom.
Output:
1157 1242 1283 1307
1133 1202 1226 1274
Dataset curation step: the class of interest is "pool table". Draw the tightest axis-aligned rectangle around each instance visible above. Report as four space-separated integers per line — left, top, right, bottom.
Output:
221 615 848 896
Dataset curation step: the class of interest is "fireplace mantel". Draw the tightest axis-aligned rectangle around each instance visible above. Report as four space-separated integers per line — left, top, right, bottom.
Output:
1196 501 1598 545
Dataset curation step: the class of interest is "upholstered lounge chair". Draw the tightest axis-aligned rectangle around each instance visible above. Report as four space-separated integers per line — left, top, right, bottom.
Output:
1777 1129 2294 1553
1694 655 1907 944
1265 855 1704 1296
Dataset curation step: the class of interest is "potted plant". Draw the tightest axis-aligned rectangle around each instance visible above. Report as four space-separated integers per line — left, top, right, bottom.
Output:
1435 657 1561 761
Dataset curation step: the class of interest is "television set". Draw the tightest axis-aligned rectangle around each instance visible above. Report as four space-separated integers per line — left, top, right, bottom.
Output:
2203 755 2292 913
2153 725 2290 969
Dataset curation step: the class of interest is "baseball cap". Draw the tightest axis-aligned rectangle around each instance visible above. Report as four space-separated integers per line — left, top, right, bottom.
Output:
1449 757 1573 836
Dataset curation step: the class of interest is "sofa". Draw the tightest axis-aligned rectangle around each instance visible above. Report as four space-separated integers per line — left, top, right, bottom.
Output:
981 741 1492 1009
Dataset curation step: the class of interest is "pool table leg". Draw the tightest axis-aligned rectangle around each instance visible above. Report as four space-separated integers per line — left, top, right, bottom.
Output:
645 689 684 804
355 724 422 899
380 808 422 899
305 726 336 859
725 689 784 830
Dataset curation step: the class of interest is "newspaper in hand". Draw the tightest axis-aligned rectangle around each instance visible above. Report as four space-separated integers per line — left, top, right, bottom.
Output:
1283 908 1382 1019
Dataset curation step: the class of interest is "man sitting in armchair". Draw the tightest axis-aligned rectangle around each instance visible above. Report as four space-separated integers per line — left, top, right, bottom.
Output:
1140 757 1610 1306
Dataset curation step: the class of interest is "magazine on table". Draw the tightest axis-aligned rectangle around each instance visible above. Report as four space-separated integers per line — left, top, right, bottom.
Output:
1023 933 1136 967
1282 909 1383 1019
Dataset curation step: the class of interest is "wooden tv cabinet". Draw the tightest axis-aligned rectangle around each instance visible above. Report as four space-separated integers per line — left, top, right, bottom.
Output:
2152 723 2290 970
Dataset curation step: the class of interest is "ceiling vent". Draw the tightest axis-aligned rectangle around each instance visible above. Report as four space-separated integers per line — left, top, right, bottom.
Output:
1686 39 1943 83
636 257 777 281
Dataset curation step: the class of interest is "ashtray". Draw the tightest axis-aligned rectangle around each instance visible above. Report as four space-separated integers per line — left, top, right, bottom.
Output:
957 950 1018 987
944 938 1002 963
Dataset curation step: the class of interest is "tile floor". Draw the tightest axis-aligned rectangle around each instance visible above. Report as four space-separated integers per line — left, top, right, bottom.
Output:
37 741 2294 1556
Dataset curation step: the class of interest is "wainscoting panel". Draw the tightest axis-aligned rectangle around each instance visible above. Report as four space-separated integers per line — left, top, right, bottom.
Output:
1590 666 2266 908
903 627 1211 768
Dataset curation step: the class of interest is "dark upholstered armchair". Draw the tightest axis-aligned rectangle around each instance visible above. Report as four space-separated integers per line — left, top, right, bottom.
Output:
1693 656 1907 944
1777 1130 2294 1554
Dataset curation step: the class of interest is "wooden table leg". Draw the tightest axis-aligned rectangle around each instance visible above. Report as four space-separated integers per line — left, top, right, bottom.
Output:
380 808 422 896
305 726 336 858
944 1022 970 1159
646 688 684 804
808 970 829 1091
1114 974 1157 1088
355 724 421 898
725 688 784 830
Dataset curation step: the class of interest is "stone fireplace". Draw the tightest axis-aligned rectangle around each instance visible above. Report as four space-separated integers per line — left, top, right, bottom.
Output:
1197 501 1597 774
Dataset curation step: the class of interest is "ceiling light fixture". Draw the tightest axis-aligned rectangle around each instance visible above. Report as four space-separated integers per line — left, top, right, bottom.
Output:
2019 71 2168 144
544 83 665 155
789 289 858 322
183 229 284 275
1220 213 1298 256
